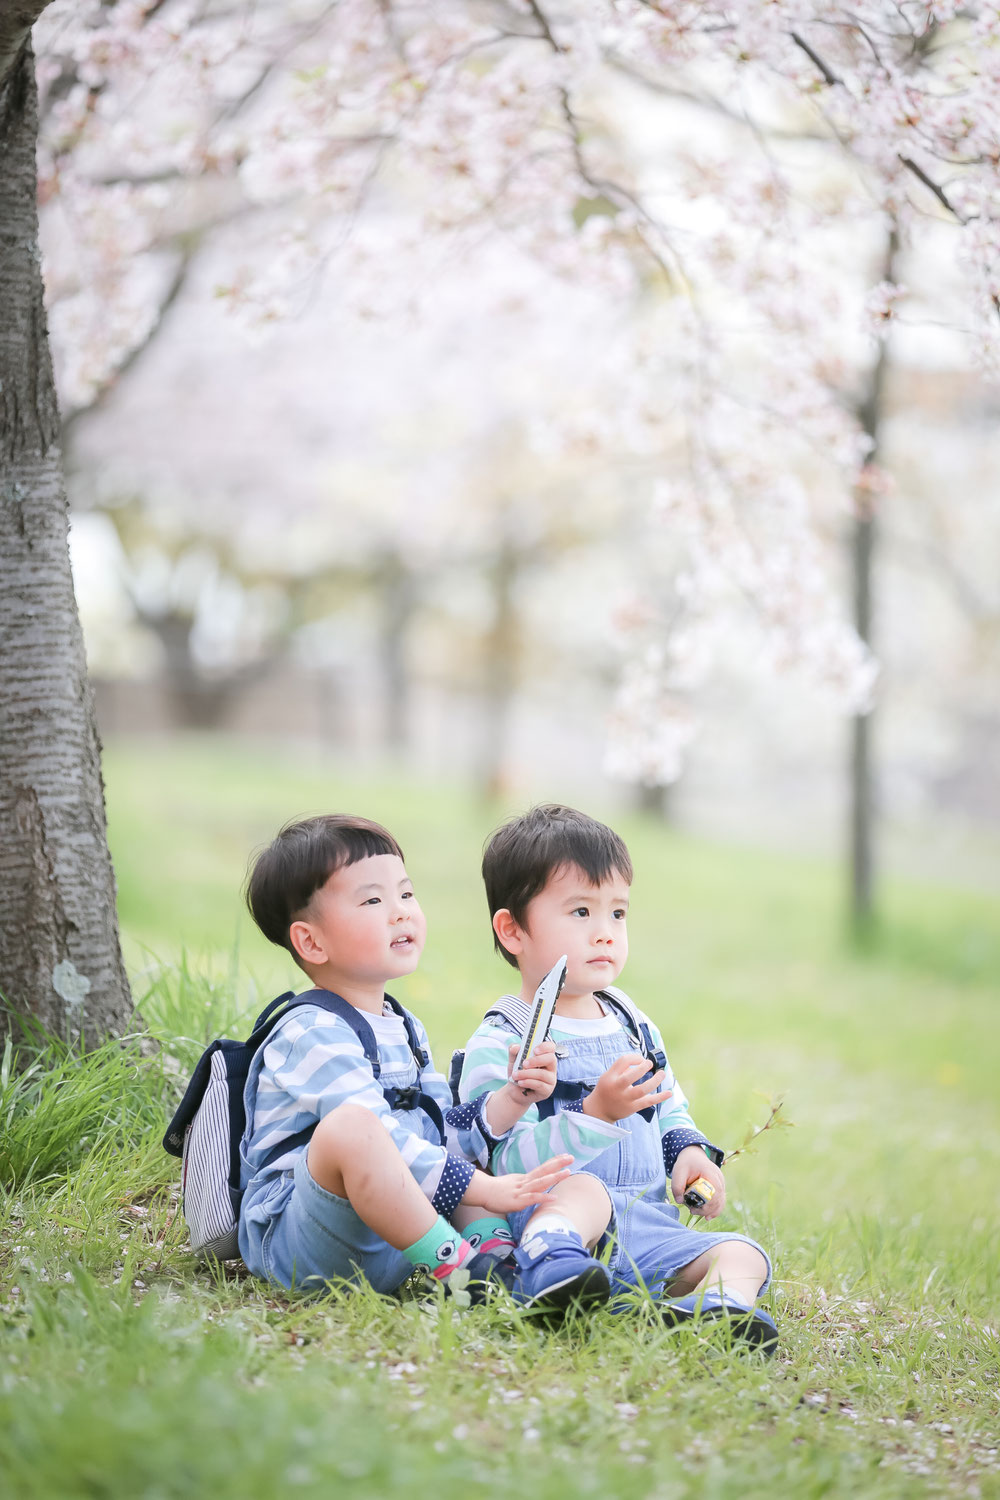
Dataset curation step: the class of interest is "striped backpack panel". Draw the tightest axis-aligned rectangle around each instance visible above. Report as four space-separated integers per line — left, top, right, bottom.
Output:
179 1047 242 1260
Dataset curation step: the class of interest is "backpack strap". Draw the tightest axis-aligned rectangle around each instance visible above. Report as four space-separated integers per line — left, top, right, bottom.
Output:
248 989 300 1035
290 989 445 1146
380 993 444 1142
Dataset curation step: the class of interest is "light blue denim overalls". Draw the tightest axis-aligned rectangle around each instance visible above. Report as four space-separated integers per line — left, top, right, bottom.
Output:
504 1017 772 1300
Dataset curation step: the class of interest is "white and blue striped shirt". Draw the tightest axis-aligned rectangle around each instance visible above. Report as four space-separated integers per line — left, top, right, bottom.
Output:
240 998 499 1219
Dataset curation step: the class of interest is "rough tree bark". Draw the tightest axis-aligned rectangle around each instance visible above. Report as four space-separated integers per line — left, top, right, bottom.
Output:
848 223 899 941
0 14 132 1044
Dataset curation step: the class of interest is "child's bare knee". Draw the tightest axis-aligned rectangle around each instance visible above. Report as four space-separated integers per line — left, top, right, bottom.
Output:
572 1173 613 1217
309 1103 377 1172
719 1243 767 1276
308 1104 383 1197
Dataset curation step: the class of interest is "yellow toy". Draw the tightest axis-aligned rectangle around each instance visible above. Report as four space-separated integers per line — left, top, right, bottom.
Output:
683 1176 716 1210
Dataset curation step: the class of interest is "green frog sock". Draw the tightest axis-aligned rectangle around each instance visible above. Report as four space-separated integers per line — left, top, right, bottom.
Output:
402 1219 474 1282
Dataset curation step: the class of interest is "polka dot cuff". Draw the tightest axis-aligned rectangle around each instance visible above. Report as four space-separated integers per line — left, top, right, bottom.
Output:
445 1093 509 1151
662 1127 724 1176
444 1099 478 1132
431 1152 475 1218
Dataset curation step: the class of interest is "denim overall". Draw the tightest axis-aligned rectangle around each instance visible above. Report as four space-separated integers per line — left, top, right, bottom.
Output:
240 1043 445 1294
506 1020 772 1300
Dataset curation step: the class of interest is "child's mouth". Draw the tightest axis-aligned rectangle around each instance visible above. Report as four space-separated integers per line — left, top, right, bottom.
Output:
391 936 413 949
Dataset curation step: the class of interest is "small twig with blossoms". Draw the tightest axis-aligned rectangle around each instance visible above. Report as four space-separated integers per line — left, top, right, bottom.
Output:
723 1097 794 1168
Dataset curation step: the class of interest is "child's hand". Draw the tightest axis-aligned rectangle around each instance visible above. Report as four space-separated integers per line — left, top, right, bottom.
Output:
506 1039 558 1103
483 1042 560 1136
581 1056 673 1124
670 1147 725 1219
467 1155 573 1214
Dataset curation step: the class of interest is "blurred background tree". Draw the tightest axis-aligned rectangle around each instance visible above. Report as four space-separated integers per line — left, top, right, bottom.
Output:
25 0 1000 987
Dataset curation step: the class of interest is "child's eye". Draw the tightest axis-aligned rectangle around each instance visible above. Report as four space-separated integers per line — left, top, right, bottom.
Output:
401 890 414 900
613 909 627 920
572 906 590 918
362 897 381 906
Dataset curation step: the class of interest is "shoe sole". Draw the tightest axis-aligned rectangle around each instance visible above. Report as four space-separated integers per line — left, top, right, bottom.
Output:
522 1263 612 1314
662 1303 778 1356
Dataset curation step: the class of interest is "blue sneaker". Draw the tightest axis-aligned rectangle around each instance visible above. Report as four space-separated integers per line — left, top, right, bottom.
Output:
511 1230 611 1314
661 1290 779 1355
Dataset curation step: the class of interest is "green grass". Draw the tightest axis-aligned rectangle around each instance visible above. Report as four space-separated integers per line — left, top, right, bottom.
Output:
2 735 998 1499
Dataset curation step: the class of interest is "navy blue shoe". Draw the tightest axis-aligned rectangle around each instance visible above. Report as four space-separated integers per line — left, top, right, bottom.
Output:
661 1290 779 1354
443 1249 516 1306
511 1230 611 1314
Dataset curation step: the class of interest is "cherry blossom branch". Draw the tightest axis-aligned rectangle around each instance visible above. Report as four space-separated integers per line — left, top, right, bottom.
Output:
789 28 971 230
523 0 564 53
61 248 192 436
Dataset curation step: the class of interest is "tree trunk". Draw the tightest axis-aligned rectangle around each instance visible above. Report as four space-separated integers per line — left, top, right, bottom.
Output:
0 33 132 1044
376 549 416 754
481 528 519 801
636 781 674 821
848 223 898 942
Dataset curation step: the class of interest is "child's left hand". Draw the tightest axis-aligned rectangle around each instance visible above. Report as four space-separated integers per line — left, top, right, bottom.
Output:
670 1147 726 1219
507 1039 559 1103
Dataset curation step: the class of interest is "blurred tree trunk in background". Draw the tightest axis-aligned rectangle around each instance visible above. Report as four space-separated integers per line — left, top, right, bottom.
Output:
849 223 899 941
481 526 519 801
376 549 416 754
0 15 132 1044
636 782 674 822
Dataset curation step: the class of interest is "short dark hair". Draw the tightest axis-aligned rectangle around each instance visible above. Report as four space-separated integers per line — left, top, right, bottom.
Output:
482 804 633 968
246 814 404 967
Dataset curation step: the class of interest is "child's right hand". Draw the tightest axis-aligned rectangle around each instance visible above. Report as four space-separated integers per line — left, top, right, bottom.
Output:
506 1039 559 1103
581 1056 673 1124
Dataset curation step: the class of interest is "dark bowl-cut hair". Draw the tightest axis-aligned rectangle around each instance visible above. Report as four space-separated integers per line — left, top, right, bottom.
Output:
245 814 404 968
482 803 633 968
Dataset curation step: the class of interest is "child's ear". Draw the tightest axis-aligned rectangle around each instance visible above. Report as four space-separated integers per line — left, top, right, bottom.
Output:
289 920 326 965
492 908 524 956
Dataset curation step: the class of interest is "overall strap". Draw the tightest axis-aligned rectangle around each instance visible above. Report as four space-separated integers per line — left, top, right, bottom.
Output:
481 990 661 1125
536 1078 589 1120
596 988 665 1123
597 988 667 1071
483 994 532 1034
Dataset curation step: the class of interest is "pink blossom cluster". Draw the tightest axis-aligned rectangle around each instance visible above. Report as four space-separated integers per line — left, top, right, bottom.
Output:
34 0 1000 782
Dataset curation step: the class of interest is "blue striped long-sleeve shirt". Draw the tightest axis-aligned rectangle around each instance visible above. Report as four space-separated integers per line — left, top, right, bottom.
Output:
240 1000 499 1220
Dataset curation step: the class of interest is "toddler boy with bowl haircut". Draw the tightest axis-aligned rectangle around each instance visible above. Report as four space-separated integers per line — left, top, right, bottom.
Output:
458 803 778 1349
238 812 583 1300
